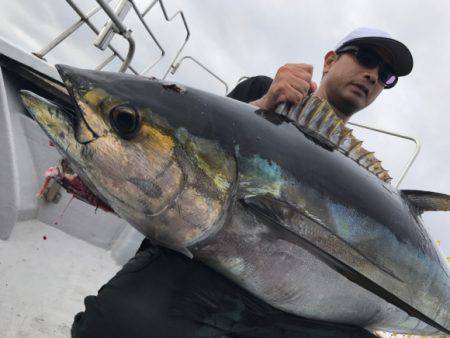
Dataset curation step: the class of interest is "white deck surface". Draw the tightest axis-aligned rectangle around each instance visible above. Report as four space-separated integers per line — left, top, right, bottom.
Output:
0 220 120 338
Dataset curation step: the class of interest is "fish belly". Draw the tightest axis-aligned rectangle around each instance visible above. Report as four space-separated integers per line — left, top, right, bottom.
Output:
194 203 440 335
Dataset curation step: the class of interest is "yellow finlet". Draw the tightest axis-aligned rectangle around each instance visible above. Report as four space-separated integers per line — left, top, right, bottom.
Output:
287 96 392 183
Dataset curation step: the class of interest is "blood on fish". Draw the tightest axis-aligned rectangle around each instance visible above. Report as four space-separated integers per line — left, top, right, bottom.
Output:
37 161 114 214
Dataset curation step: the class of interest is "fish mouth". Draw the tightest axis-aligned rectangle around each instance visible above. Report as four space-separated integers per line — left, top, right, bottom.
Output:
20 90 79 150
37 159 114 213
20 87 113 213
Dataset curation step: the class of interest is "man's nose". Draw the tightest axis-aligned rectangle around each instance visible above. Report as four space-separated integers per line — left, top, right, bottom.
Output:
363 66 378 84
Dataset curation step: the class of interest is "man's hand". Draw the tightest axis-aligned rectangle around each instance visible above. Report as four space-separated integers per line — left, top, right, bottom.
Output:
251 64 317 111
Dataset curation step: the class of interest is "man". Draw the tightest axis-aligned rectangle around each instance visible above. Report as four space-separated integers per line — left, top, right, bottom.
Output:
72 27 413 338
235 27 412 122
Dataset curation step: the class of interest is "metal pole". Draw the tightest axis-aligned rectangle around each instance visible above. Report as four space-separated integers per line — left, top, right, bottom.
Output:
170 56 229 94
129 0 164 53
348 121 421 188
95 0 136 73
60 0 137 73
33 1 113 59
94 0 132 51
140 0 190 79
128 0 165 75
120 37 136 73
95 0 129 35
142 0 159 16
95 54 116 71
64 0 138 74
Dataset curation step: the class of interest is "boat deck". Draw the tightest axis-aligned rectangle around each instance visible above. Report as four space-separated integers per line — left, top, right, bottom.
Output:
0 220 119 338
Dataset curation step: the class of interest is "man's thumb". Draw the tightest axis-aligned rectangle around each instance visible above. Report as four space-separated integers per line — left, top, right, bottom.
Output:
310 81 318 93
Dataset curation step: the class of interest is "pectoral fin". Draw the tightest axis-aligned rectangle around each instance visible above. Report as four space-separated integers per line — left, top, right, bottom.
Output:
402 190 450 214
240 194 300 225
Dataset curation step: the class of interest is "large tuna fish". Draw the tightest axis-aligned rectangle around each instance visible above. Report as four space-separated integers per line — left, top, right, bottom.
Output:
20 65 450 335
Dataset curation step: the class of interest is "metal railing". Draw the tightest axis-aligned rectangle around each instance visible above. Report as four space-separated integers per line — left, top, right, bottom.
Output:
33 0 139 74
32 0 226 91
170 56 229 93
140 0 190 78
95 0 135 72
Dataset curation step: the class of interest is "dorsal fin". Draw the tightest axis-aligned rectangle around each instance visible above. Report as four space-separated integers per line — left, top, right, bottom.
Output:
286 96 391 183
402 190 450 214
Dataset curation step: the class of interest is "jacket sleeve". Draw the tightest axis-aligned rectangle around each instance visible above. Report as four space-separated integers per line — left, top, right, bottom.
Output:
227 75 273 103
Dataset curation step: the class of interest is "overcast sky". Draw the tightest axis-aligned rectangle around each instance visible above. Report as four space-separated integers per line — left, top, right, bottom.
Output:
1 0 449 258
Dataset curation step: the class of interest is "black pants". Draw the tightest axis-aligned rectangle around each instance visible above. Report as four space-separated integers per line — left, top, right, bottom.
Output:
71 240 376 338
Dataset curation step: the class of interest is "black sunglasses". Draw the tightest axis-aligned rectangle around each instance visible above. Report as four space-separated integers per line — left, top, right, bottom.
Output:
336 45 398 89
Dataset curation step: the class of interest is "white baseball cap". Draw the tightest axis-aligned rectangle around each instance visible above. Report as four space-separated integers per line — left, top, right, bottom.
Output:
335 27 413 76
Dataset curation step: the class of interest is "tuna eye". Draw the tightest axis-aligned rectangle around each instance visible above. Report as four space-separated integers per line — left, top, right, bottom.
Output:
110 105 140 139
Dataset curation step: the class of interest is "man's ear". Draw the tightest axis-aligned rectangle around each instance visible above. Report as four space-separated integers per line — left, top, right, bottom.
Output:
323 51 338 75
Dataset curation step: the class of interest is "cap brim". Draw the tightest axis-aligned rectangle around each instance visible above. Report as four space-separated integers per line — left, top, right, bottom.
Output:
342 37 413 76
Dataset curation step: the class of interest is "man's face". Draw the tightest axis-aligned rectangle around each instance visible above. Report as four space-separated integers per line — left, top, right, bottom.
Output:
321 47 387 116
